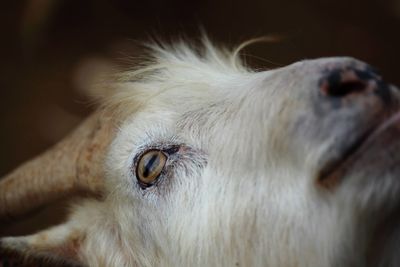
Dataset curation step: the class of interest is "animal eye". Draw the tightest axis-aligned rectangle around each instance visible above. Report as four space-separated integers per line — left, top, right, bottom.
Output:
136 150 167 187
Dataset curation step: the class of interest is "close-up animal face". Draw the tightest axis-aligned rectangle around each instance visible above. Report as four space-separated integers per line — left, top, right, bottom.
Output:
1 41 400 267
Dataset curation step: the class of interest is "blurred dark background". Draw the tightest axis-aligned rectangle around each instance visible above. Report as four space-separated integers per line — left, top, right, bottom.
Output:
1 0 400 177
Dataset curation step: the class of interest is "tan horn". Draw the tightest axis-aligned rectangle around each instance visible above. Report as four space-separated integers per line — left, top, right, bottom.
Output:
0 111 114 220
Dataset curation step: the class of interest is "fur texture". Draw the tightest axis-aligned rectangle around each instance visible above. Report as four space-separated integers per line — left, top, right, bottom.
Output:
2 39 400 267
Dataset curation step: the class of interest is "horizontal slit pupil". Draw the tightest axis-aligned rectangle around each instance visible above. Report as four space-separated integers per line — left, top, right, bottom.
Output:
143 154 160 178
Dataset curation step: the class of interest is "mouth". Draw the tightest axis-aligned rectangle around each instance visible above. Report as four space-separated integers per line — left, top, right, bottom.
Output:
318 109 400 189
366 203 400 266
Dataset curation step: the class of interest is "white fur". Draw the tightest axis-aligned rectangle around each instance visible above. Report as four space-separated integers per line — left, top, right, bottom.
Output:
4 39 400 267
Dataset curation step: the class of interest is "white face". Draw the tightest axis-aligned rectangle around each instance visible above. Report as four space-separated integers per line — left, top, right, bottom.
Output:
2 43 400 267
102 55 400 266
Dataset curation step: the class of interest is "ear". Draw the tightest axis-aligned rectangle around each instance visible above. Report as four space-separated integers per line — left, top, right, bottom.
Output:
0 221 85 267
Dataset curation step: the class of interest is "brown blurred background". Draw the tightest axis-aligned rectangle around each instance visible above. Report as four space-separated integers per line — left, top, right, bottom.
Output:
1 0 400 178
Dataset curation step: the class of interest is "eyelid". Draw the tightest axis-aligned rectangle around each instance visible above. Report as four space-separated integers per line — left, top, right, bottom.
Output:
134 144 180 162
163 145 180 155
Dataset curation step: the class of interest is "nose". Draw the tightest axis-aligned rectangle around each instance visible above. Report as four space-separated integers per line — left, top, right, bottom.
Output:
318 66 391 104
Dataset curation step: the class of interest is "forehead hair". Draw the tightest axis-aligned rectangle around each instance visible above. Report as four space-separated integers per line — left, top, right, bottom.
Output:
95 37 260 120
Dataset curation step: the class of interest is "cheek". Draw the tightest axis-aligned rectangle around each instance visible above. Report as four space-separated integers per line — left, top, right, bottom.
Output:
158 159 206 206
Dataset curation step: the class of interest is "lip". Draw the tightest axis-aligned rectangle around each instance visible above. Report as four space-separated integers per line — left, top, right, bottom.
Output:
366 204 400 266
318 110 400 188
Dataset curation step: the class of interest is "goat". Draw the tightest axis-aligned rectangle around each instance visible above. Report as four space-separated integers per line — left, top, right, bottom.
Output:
1 39 400 267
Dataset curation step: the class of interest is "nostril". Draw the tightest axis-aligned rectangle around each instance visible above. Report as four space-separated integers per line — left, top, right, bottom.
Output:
319 69 369 98
326 80 367 97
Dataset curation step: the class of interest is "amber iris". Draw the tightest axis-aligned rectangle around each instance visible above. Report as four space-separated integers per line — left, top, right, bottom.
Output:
136 150 167 185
